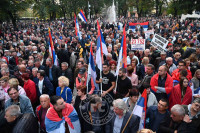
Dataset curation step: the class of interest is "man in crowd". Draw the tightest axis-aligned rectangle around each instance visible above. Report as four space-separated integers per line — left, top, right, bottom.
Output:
138 64 155 94
5 87 34 114
36 94 53 133
146 98 170 132
164 57 177 75
45 58 61 90
61 62 74 90
172 60 192 82
4 105 38 133
115 68 132 99
105 99 140 133
45 96 81 133
35 70 54 97
150 65 173 101
96 63 116 97
158 104 196 133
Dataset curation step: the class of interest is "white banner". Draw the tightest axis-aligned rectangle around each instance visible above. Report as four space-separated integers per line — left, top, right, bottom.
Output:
151 34 168 52
131 39 145 50
145 30 154 39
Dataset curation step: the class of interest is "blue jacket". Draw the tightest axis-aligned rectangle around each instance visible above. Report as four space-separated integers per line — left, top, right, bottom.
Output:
5 95 34 114
56 86 72 103
35 76 54 97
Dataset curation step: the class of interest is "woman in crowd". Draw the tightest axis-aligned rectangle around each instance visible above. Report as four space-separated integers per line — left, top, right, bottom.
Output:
22 73 37 105
0 76 10 101
131 58 140 76
109 60 117 75
56 76 72 103
127 66 138 87
123 89 139 113
169 77 192 109
140 57 150 79
192 69 200 98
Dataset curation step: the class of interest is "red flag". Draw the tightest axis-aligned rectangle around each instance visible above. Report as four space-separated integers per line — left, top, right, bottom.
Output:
122 24 127 68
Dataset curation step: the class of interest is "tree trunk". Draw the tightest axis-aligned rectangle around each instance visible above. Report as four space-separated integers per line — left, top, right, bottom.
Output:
156 0 159 17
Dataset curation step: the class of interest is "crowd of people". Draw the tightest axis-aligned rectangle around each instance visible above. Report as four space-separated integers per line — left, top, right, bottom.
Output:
0 16 200 133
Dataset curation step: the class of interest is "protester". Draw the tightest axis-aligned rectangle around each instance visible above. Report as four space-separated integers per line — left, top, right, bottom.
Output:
5 87 34 114
105 99 140 133
150 65 173 101
182 98 200 133
4 105 38 133
45 95 81 133
56 76 72 103
158 104 196 133
169 77 192 109
146 98 170 132
36 94 53 133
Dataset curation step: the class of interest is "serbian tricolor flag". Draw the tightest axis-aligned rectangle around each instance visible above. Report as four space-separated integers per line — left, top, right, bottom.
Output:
132 89 147 130
115 24 127 76
45 103 81 133
78 10 87 23
129 22 149 31
87 43 99 93
74 13 82 40
48 28 59 66
96 20 103 71
100 29 108 56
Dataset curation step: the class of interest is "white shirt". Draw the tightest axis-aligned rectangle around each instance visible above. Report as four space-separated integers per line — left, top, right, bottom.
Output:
38 78 44 94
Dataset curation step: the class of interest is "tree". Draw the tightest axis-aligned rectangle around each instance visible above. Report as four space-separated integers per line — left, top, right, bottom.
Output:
0 0 32 28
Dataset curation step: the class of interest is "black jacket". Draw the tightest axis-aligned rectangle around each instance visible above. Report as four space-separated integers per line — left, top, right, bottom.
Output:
105 111 140 133
4 113 39 133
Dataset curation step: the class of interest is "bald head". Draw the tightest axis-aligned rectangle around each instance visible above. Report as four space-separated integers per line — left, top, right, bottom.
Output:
40 94 50 109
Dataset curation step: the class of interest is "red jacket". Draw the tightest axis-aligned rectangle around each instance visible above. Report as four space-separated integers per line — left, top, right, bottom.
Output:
23 79 37 104
169 84 192 109
171 69 192 81
150 73 173 94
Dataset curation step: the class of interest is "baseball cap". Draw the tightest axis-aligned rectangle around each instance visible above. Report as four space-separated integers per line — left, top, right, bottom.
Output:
79 67 86 74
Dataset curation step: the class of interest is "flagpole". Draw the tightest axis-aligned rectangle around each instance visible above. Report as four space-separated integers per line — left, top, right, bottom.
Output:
121 113 133 133
114 75 118 93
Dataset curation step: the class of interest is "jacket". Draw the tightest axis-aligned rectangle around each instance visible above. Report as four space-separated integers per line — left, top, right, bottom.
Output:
169 84 192 109
172 69 192 81
5 113 39 133
183 104 200 133
105 111 140 133
5 95 34 114
35 76 54 97
56 86 72 103
23 79 37 104
150 73 173 95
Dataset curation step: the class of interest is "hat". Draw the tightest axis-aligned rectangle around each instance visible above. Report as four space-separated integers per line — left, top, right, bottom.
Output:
33 51 37 54
79 67 86 74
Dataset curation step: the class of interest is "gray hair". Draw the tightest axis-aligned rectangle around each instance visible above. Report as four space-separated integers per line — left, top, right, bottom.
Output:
107 53 112 58
166 57 173 61
1 68 9 73
5 105 21 117
32 67 38 71
171 104 185 116
113 99 128 114
61 62 68 67
193 98 200 104
40 94 50 99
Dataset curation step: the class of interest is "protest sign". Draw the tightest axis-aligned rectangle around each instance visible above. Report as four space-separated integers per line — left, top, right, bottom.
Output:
151 34 168 51
131 39 145 50
145 30 154 39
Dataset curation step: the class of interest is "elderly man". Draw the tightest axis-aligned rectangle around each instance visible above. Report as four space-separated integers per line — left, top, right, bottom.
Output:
45 96 80 133
105 99 140 133
4 105 38 133
164 57 177 75
61 62 74 90
158 104 196 133
36 94 53 133
183 98 200 133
